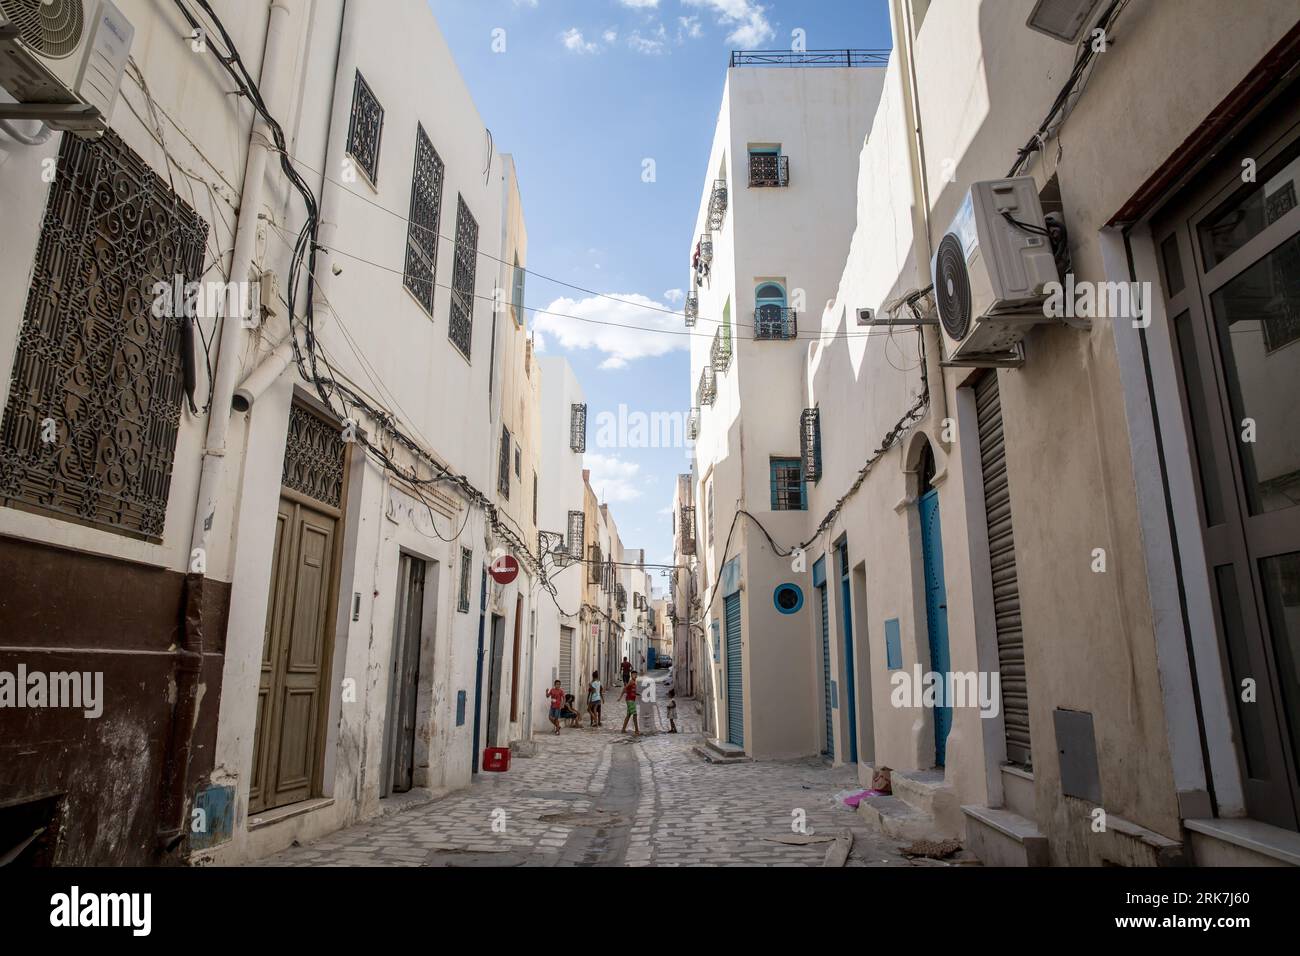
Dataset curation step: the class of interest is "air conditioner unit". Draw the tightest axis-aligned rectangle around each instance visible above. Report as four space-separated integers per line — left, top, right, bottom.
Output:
0 0 134 135
931 177 1059 366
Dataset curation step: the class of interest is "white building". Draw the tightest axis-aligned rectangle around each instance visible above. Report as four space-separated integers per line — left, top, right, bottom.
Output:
686 55 885 759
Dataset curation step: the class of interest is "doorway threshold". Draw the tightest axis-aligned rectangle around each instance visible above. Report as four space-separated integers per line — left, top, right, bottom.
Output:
248 797 334 831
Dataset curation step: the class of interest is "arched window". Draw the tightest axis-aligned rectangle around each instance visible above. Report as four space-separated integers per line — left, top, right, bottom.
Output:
755 282 789 339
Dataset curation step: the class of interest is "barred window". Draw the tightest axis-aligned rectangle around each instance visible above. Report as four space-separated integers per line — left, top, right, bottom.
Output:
511 256 525 326
567 510 585 557
589 543 603 584
498 427 511 499
402 124 444 315
770 457 806 511
801 407 822 482
457 546 473 613
0 129 207 540
345 70 384 186
570 403 587 452
449 194 478 359
514 445 521 478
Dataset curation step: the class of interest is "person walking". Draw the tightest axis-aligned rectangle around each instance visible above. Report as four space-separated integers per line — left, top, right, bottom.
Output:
620 656 632 686
587 670 603 727
620 671 640 736
546 680 565 735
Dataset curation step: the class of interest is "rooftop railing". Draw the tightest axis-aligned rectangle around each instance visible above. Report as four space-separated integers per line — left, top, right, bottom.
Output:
729 49 890 68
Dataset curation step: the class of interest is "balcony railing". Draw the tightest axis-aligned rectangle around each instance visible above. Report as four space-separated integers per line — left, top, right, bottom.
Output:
749 153 789 188
680 506 696 556
684 294 698 327
699 233 714 264
755 307 797 340
711 325 732 372
687 407 700 440
708 179 728 231
697 366 716 407
729 49 890 68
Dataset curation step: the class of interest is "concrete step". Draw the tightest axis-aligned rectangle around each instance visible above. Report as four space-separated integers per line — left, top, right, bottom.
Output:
962 804 1049 867
890 769 961 837
857 795 938 842
693 740 752 764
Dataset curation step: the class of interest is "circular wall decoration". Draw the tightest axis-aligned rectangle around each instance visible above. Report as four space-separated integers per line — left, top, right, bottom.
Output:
774 583 804 615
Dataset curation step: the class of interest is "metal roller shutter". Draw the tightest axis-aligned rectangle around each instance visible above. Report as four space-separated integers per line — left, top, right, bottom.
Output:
975 372 1031 767
559 626 573 694
724 593 744 748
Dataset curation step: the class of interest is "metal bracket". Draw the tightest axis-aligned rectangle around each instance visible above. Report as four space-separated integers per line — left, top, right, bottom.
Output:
0 101 104 136
940 342 1027 369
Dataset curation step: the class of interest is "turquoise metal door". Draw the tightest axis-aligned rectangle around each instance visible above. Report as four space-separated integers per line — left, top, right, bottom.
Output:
919 489 952 765
837 542 857 764
818 581 833 758
724 593 743 747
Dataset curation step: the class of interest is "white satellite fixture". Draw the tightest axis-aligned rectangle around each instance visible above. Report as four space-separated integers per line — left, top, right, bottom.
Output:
0 0 134 136
1026 0 1103 44
856 307 874 326
931 177 1059 366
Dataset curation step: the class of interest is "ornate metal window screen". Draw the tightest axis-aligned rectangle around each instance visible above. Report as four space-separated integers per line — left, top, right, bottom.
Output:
402 124 444 315
498 426 511 499
345 70 384 186
687 408 700 440
589 543 603 584
696 366 716 408
570 403 587 452
749 151 790 187
448 194 478 359
707 482 715 541
282 402 346 508
684 293 698 327
711 326 732 372
457 546 473 613
801 407 822 483
567 510 585 558
755 307 798 340
709 179 729 231
680 506 696 555
0 129 208 540
616 584 627 612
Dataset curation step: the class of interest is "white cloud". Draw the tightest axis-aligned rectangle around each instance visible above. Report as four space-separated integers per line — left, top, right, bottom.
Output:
628 28 667 55
561 27 599 54
532 330 547 353
682 0 774 46
602 28 619 44
534 293 689 369
618 0 660 8
585 452 642 503
677 15 704 40
663 288 684 303
513 0 539 8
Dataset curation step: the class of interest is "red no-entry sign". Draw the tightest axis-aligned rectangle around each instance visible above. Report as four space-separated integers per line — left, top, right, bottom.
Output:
489 554 519 585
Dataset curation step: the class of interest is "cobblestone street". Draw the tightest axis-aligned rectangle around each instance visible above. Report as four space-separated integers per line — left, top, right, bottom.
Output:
252 675 916 867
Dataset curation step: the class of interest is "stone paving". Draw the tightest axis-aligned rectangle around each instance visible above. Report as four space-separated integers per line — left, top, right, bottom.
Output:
251 673 917 867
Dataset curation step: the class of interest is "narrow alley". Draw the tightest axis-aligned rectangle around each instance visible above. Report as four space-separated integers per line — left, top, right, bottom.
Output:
250 673 920 868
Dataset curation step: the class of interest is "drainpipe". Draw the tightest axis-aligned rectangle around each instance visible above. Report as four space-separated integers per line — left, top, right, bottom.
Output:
890 0 950 440
159 0 296 856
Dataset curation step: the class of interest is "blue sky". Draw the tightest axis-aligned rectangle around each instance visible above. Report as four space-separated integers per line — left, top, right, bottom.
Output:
427 0 893 583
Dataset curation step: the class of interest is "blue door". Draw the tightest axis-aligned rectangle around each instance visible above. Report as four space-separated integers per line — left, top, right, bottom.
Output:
724 593 744 748
837 542 857 764
919 489 952 765
817 580 833 759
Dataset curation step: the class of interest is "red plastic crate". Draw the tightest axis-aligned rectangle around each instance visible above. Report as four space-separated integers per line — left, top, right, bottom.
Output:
482 747 511 772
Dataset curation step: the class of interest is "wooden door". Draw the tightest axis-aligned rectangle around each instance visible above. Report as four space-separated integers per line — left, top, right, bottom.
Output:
250 399 346 814
250 496 340 812
386 554 426 795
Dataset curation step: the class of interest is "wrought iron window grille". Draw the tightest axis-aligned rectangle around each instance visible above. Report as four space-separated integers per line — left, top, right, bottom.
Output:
570 403 587 452
684 293 699 327
449 194 478 359
755 306 798 340
711 325 732 372
696 367 717 407
687 408 700 440
402 125 444 315
457 546 473 612
498 427 511 499
708 179 728 231
345 70 384 186
567 510 585 558
801 408 822 483
749 152 790 188
0 129 207 540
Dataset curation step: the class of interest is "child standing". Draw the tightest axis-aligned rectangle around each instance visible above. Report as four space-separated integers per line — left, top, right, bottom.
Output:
620 671 640 736
587 670 603 727
546 680 565 735
667 689 678 734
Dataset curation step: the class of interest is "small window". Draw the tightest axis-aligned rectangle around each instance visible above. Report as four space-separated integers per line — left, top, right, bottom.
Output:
514 445 521 478
449 194 478 359
801 408 822 482
748 146 789 187
402 125 444 315
498 427 511 499
345 70 384 186
570 404 587 452
511 257 526 326
770 457 806 511
457 547 473 613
